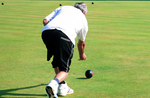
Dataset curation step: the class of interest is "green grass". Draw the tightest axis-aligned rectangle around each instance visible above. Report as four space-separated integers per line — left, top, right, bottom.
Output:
0 1 150 98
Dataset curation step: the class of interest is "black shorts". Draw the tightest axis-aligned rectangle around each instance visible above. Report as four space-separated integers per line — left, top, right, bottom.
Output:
42 29 74 72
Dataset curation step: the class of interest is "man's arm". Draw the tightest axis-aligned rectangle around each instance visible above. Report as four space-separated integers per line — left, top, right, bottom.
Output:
43 7 61 26
77 40 86 60
43 19 49 26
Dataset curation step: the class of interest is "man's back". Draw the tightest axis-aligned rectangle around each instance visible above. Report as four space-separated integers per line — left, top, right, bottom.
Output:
42 6 88 45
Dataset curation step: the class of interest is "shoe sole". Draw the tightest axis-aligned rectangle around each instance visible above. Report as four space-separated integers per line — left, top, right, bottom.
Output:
46 86 57 98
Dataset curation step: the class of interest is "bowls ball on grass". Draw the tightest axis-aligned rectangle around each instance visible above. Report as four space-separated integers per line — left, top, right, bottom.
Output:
85 70 93 79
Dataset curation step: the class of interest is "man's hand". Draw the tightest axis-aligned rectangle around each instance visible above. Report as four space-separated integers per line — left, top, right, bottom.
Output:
78 53 86 60
77 40 86 60
43 19 49 26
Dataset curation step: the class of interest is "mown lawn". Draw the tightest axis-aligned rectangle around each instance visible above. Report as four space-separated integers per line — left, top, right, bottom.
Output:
0 1 150 98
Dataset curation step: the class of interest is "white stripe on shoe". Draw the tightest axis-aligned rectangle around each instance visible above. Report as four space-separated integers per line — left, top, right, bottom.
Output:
67 88 74 94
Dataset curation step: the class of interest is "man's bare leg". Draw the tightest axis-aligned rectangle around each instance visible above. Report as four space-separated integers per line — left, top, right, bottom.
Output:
54 67 68 83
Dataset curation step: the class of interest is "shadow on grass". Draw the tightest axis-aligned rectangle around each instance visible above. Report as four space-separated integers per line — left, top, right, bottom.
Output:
76 77 88 79
0 84 47 98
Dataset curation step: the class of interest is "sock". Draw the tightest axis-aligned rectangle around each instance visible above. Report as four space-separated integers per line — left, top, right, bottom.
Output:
59 81 65 84
54 78 59 84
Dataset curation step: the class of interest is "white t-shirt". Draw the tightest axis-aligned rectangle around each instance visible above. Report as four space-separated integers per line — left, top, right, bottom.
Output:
42 6 88 45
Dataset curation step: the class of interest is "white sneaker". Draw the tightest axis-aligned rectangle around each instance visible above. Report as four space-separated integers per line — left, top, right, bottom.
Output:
58 82 74 96
46 80 59 98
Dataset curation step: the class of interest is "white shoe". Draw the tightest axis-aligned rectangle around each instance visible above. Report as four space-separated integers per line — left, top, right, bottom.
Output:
46 80 59 98
58 82 74 96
